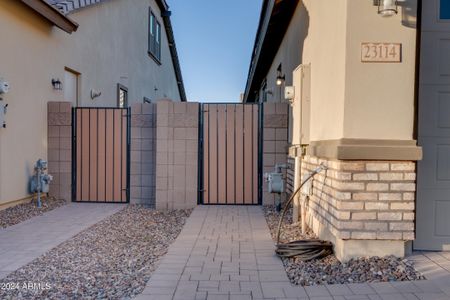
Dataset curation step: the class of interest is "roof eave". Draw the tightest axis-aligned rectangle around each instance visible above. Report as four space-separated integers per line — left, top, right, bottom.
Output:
243 0 299 103
161 9 187 102
243 0 273 103
21 0 78 34
156 0 169 12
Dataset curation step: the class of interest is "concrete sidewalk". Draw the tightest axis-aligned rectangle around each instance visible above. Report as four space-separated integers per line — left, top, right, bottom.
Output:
138 205 450 300
0 203 123 280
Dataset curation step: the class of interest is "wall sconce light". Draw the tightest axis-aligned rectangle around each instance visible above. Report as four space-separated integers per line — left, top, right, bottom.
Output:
51 79 62 90
91 89 102 100
374 0 398 17
276 74 285 86
276 65 285 86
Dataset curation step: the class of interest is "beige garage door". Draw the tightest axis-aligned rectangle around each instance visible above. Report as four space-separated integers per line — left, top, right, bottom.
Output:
416 0 450 250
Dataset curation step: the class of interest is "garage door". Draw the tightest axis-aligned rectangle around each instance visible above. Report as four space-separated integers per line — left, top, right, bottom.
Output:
416 0 450 250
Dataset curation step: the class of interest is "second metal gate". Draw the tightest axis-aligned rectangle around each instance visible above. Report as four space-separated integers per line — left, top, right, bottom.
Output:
72 107 130 203
199 103 261 205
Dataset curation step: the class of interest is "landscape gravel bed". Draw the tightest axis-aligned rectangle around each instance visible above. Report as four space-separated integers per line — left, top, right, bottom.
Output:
0 205 191 299
0 198 66 229
263 205 424 286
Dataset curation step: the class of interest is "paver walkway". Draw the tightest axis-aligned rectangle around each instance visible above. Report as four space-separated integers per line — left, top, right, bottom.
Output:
0 203 123 280
139 205 450 300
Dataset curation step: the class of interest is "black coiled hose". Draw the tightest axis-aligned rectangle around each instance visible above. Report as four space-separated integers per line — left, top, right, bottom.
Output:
275 165 334 261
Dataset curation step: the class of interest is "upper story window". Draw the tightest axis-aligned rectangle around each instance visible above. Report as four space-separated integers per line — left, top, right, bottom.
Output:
149 9 162 62
441 0 450 19
117 84 128 108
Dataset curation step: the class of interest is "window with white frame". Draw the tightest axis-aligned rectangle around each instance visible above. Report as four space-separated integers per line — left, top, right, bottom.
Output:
117 84 128 108
149 8 162 62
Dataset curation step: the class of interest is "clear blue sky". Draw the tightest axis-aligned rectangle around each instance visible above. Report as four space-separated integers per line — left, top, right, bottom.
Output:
169 0 262 103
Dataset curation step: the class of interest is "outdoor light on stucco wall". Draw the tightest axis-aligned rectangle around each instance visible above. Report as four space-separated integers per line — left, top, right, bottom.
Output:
276 74 285 86
276 65 285 86
51 79 62 90
374 0 398 17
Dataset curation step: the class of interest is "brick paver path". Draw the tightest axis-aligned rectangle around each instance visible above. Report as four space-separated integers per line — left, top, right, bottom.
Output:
0 203 123 280
138 205 450 300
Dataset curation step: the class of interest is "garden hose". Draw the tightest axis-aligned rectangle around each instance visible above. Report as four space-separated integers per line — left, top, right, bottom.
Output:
275 164 334 261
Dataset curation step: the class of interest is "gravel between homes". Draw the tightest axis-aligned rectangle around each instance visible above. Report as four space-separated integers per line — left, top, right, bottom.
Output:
0 198 66 229
0 205 192 300
263 205 425 286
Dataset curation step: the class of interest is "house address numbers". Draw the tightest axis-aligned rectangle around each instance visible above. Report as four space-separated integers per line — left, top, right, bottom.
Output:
361 43 402 63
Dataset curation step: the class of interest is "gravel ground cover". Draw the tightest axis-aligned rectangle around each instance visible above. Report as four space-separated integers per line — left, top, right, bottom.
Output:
0 205 191 299
263 205 424 286
0 198 66 229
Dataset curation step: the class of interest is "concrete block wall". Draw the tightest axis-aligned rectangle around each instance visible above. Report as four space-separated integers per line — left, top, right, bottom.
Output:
155 100 199 210
130 103 156 206
302 155 416 260
47 102 72 201
262 103 289 205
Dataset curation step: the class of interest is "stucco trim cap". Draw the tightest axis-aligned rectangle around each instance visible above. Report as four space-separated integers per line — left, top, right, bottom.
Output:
307 138 423 161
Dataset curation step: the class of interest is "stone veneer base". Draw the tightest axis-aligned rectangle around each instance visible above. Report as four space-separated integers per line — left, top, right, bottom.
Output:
309 212 406 262
300 155 416 261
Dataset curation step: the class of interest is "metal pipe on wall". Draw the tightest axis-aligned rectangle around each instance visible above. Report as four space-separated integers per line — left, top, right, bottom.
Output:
292 156 302 223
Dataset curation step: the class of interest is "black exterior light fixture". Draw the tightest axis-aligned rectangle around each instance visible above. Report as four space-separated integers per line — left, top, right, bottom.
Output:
51 78 62 90
276 64 285 86
374 0 398 17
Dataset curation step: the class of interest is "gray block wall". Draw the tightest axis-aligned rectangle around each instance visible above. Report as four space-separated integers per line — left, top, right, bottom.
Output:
262 103 289 205
130 103 157 206
47 101 72 202
155 100 199 210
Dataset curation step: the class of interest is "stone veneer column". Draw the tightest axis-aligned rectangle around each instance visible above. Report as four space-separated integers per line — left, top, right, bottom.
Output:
262 103 289 205
301 155 416 261
155 100 199 210
130 103 156 206
47 102 72 201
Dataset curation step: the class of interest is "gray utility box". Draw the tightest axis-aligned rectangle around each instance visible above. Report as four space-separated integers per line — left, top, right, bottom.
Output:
267 172 285 194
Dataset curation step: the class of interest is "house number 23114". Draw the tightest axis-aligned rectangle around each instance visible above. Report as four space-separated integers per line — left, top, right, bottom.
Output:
361 43 402 63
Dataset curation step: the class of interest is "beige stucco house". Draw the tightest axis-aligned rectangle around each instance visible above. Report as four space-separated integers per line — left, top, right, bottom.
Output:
0 0 185 208
244 0 450 261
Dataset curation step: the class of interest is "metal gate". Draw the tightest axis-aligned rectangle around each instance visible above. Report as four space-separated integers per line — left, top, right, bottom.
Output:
199 103 261 205
72 107 130 203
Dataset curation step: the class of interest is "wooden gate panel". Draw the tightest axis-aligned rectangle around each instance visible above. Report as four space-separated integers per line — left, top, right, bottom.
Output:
89 109 98 201
201 103 260 205
97 109 106 202
73 107 129 203
203 104 210 204
243 105 253 204
105 109 114 202
113 109 122 201
226 105 235 204
81 109 90 202
121 109 128 201
209 104 218 204
252 105 259 203
234 105 245 204
217 105 227 204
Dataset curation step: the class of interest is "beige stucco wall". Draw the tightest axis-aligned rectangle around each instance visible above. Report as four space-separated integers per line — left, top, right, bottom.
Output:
262 0 348 142
262 4 307 103
0 0 182 205
262 0 417 143
343 0 417 140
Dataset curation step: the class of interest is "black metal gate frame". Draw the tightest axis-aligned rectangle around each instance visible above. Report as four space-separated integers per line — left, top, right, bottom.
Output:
197 103 263 205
